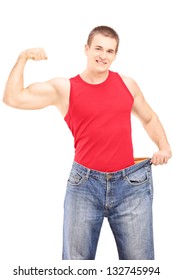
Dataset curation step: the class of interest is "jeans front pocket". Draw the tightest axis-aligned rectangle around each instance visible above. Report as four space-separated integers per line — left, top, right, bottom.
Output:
125 166 149 186
68 168 87 186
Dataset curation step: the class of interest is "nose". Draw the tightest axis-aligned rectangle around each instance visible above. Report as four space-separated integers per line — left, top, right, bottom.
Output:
99 50 107 59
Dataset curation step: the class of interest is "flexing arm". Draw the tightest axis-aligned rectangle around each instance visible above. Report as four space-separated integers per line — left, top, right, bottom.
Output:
3 48 69 113
122 76 172 165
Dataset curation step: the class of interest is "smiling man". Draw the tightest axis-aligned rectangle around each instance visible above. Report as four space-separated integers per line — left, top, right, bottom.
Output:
3 26 172 260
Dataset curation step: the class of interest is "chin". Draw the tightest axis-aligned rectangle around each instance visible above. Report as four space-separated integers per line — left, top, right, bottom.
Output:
95 67 109 73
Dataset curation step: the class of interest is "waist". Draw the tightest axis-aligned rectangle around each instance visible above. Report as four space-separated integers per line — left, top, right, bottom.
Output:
72 157 151 180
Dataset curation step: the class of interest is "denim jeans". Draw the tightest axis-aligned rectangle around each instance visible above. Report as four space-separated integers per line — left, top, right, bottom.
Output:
62 159 154 260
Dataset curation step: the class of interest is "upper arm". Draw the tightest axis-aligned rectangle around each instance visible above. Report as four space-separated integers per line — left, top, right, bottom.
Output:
121 75 156 125
18 81 59 109
8 78 70 111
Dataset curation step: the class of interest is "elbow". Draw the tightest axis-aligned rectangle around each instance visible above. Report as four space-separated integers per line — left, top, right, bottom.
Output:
142 113 159 128
3 94 10 106
3 93 13 106
3 92 20 108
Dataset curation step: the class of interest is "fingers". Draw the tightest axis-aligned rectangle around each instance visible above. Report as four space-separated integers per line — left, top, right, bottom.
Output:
20 48 48 61
151 151 171 165
32 48 48 60
151 156 167 165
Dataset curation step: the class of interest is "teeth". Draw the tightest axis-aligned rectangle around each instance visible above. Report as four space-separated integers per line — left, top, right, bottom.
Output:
96 60 106 65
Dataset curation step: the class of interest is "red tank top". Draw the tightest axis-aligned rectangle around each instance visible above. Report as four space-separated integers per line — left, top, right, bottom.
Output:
64 70 135 172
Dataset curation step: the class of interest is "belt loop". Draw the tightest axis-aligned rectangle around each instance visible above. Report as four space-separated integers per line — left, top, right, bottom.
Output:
85 168 90 179
122 169 126 178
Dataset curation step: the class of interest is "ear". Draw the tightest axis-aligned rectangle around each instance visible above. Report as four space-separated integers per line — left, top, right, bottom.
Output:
84 44 89 55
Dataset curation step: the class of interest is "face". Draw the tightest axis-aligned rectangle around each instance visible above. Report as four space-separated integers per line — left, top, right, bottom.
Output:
85 34 117 72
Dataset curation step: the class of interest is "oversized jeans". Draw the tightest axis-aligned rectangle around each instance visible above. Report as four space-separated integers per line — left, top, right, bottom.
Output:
62 158 154 260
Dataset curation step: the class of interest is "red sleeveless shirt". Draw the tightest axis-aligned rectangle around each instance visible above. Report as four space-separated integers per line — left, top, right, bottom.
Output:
64 71 134 172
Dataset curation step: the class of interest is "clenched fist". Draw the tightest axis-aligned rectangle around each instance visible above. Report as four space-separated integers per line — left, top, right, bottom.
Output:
19 48 48 61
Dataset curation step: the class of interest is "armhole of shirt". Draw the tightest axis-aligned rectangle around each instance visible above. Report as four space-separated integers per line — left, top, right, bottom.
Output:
64 78 72 122
115 73 134 102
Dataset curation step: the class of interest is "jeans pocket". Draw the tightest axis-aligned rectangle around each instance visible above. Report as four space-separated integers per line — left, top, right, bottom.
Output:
68 169 86 186
125 167 149 186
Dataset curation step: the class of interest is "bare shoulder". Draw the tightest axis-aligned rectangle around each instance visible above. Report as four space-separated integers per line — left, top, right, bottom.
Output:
119 74 142 97
119 73 154 121
48 77 70 116
48 77 70 96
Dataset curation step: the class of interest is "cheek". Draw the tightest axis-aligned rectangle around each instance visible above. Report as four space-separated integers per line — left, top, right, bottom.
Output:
109 55 116 62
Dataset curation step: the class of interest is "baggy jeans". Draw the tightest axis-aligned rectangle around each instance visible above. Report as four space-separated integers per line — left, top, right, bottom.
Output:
62 158 154 260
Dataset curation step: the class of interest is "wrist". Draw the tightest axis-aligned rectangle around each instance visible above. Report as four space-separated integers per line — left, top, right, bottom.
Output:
159 146 172 158
18 52 28 62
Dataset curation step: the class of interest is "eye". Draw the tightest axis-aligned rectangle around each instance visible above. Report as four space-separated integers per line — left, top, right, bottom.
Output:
95 47 101 51
107 50 114 54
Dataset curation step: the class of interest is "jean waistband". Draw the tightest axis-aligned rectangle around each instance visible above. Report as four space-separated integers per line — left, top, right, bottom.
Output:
72 158 152 180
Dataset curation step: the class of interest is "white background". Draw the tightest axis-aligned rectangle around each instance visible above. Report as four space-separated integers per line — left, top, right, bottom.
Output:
0 0 172 279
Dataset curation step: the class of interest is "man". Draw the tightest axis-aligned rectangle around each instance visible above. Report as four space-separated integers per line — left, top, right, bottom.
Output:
3 26 172 260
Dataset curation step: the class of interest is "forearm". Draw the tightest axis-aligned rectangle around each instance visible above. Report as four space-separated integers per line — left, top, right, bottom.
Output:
3 54 27 107
143 114 172 154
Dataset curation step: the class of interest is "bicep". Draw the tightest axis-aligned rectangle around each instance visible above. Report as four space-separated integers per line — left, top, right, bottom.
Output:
17 82 59 110
132 93 157 127
122 75 157 125
131 81 155 125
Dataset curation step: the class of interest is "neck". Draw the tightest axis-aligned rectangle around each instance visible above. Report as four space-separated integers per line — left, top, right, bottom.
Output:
80 69 109 84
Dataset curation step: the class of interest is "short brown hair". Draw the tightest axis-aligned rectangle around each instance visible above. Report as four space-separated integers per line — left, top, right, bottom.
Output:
87 26 120 53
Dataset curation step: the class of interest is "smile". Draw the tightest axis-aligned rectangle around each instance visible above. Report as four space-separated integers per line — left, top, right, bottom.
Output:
96 60 107 65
